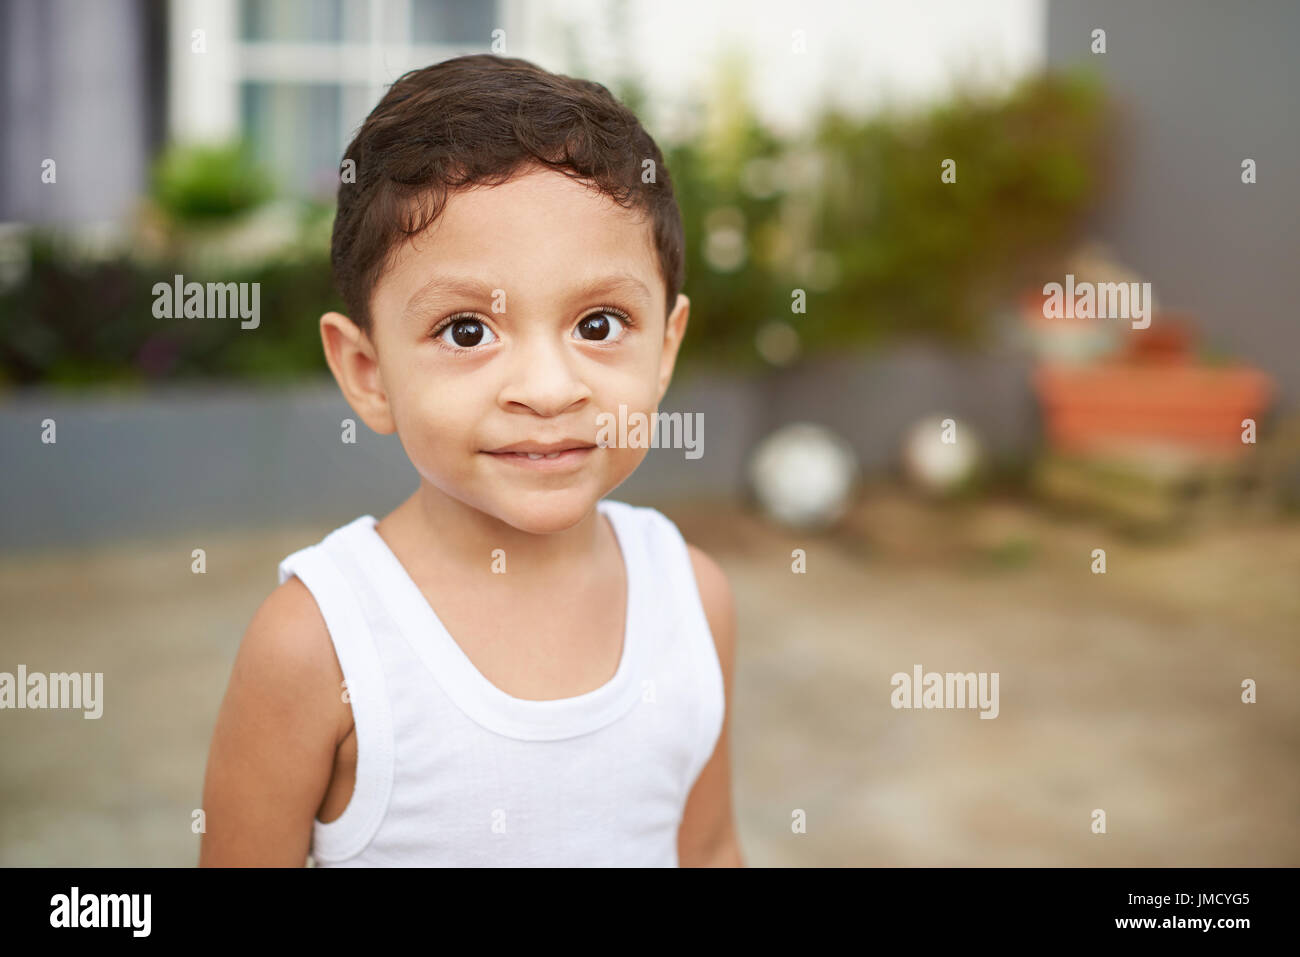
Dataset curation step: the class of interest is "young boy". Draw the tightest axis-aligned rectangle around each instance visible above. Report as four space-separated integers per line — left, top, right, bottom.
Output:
198 55 742 867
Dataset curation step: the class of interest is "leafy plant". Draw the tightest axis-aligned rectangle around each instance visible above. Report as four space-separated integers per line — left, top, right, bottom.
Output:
1 67 1110 387
0 234 336 387
664 66 1110 374
151 141 275 224
805 69 1109 353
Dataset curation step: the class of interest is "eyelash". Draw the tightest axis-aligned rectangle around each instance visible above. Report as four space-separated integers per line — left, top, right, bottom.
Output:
428 305 636 352
428 311 489 347
579 305 636 338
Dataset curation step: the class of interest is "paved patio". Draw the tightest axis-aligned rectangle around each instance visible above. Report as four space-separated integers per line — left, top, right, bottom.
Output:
2 485 1296 866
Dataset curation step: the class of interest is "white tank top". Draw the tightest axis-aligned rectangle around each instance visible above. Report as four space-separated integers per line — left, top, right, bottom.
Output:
276 498 725 867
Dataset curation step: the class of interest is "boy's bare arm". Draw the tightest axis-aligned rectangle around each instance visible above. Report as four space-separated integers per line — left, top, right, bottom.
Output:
198 578 349 867
677 544 745 867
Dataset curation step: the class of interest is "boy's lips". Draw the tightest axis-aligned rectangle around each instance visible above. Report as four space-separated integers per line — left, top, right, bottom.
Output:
481 440 598 471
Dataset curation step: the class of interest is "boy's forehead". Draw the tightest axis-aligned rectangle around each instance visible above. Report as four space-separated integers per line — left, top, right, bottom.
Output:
376 166 663 317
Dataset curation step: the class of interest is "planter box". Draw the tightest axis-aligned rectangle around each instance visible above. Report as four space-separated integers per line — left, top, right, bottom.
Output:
1033 361 1275 458
0 376 764 551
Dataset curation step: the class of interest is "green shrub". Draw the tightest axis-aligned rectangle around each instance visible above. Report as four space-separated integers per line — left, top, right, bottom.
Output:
0 235 335 387
0 67 1109 387
151 141 276 224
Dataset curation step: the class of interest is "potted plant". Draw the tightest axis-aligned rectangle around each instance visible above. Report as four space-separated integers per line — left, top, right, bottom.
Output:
1031 312 1275 458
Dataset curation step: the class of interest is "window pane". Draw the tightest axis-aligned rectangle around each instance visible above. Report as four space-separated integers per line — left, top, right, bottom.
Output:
240 0 355 43
241 82 343 197
410 0 497 45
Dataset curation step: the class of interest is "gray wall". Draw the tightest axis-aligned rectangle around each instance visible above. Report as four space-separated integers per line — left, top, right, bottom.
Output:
1047 0 1300 409
0 375 764 551
0 340 1041 551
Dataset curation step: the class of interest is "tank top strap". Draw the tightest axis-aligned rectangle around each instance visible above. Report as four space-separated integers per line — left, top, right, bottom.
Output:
612 502 727 790
277 517 396 861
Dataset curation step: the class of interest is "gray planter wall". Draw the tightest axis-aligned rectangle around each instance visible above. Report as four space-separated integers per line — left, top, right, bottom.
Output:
761 343 1040 473
0 344 1038 551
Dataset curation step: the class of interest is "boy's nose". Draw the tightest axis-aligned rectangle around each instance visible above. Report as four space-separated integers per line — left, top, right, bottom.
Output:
497 336 592 417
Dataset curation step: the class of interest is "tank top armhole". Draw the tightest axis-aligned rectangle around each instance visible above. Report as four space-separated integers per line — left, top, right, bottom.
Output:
277 544 395 863
639 507 727 795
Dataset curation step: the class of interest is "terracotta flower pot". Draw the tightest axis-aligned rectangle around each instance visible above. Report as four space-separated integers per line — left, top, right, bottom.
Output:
1033 361 1275 458
1119 313 1197 363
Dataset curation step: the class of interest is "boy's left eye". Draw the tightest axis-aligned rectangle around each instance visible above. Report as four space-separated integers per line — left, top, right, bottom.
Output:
573 310 629 343
437 317 496 349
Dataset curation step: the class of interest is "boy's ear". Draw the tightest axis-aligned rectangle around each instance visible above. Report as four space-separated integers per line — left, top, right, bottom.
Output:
319 311 396 435
656 293 690 403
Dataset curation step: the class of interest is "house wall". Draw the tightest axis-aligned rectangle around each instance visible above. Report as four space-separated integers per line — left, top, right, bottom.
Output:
1047 0 1300 410
0 0 153 226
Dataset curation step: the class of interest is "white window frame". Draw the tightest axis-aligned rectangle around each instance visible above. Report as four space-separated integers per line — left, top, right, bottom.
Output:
167 0 521 155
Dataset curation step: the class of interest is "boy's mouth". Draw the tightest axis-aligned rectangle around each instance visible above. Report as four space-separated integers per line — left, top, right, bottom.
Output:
482 440 598 469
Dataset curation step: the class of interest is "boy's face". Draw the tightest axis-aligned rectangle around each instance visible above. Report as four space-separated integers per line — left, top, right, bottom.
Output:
322 165 689 535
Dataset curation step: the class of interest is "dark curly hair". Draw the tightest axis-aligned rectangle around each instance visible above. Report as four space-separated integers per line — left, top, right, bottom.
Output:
330 54 684 333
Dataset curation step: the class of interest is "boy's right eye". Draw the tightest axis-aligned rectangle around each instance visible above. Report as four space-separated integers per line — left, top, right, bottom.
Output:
435 316 497 349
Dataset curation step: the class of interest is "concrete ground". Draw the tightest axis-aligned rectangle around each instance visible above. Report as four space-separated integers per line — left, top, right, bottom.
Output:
1 485 1297 866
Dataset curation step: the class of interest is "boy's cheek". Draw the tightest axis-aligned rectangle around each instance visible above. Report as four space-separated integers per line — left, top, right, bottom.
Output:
589 378 664 422
604 443 650 484
393 375 475 433
387 401 472 474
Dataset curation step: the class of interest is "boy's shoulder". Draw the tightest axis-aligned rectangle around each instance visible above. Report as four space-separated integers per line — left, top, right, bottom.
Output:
237 571 352 744
259 514 380 675
250 573 330 649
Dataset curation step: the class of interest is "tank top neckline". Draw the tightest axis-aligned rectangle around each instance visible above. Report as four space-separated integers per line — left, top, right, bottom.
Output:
339 498 647 741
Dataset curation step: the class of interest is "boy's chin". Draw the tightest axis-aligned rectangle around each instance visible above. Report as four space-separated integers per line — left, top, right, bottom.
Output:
486 488 608 536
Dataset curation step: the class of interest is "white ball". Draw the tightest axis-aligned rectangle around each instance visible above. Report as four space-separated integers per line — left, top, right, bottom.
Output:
748 423 859 528
900 415 982 494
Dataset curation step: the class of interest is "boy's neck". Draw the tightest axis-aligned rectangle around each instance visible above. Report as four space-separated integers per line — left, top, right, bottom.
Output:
378 480 607 580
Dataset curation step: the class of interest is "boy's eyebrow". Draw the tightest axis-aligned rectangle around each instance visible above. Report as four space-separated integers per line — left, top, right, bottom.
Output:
569 273 653 305
403 275 497 320
403 272 653 320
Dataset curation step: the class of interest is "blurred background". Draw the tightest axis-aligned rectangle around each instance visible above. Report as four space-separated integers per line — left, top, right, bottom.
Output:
1 0 1297 866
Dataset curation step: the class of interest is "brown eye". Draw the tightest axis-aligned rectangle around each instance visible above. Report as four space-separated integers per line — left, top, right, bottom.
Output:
438 317 496 349
574 310 628 342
